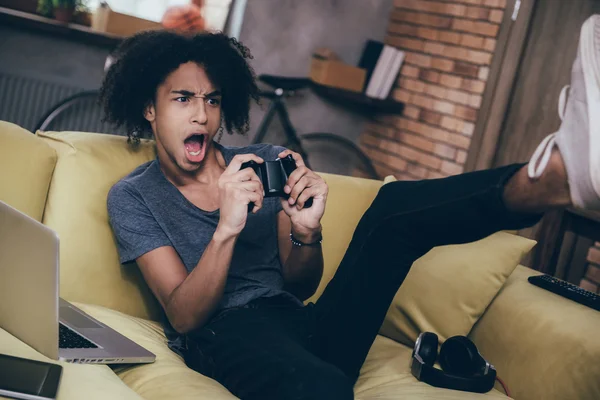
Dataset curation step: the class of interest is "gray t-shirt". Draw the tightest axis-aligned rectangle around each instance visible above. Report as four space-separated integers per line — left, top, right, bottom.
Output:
107 142 303 354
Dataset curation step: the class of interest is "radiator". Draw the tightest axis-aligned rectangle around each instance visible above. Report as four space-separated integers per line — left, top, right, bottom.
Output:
0 73 126 136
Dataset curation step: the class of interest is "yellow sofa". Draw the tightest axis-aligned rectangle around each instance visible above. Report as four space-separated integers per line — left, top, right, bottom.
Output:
1 120 599 400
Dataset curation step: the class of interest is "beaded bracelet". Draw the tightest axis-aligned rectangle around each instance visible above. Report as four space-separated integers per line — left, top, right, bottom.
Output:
290 232 323 247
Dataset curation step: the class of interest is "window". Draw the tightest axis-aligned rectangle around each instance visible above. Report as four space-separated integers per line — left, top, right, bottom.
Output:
88 0 233 31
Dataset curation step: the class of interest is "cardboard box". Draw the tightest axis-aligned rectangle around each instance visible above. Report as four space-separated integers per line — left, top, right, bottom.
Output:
310 53 366 93
92 3 162 37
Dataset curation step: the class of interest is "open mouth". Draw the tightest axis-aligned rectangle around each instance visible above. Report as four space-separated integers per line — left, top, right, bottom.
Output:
183 134 206 162
184 134 205 155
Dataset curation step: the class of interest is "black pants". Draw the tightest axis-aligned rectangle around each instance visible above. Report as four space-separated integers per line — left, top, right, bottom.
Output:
182 164 542 400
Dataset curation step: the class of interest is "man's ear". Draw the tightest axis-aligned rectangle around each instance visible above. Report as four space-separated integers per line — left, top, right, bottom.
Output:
144 102 156 123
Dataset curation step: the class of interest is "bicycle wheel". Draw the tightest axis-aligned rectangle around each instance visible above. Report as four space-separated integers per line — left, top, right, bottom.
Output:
34 90 127 136
298 133 379 180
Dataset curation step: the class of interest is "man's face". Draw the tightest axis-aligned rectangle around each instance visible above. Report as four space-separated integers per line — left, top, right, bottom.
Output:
145 62 222 172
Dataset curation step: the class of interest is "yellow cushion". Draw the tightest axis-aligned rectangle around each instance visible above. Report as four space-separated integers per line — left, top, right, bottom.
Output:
37 131 160 321
73 302 238 400
0 327 143 400
306 173 384 303
0 121 57 221
469 265 600 400
379 232 536 347
355 335 511 399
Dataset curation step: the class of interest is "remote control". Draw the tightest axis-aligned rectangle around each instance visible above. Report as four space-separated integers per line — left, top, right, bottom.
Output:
528 274 600 311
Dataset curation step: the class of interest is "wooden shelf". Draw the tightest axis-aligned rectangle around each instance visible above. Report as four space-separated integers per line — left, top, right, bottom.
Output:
258 74 405 116
0 6 123 49
311 83 404 115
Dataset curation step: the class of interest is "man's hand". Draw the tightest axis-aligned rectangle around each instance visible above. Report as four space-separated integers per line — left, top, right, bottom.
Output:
278 150 328 240
216 154 265 240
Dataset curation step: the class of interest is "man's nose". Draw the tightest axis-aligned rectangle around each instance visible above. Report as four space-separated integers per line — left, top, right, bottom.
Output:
192 101 208 124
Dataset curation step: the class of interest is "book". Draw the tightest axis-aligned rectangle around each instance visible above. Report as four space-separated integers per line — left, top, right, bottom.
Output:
377 48 405 99
365 45 394 98
359 39 406 99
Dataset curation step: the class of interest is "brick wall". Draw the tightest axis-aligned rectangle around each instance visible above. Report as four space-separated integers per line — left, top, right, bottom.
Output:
359 0 507 180
581 244 600 293
358 0 600 294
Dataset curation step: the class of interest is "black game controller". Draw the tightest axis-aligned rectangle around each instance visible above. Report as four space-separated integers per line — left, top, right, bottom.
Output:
241 154 313 212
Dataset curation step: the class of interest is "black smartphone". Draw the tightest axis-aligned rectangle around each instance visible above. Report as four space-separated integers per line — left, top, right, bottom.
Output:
0 353 62 400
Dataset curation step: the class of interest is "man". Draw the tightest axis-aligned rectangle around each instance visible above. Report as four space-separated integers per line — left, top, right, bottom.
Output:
102 16 600 399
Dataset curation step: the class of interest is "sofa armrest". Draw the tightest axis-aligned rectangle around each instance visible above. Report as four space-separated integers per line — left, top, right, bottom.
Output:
469 265 600 400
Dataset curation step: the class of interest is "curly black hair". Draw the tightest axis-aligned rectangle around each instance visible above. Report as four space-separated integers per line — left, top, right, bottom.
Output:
99 30 260 144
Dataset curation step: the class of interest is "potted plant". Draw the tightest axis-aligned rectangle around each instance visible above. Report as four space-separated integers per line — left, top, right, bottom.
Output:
37 0 88 23
73 0 91 26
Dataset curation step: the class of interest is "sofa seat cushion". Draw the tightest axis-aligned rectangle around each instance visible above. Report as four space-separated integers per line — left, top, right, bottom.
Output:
74 302 237 400
0 327 143 400
0 121 57 222
469 265 600 400
355 335 511 399
76 302 510 400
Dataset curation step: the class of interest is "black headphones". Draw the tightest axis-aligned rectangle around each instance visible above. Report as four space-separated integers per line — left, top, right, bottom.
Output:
411 332 496 393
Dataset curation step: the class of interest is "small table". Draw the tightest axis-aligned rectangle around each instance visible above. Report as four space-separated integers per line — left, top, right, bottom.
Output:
532 208 600 282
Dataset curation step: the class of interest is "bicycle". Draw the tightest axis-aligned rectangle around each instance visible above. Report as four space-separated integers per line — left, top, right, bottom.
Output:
34 75 380 179
252 74 379 179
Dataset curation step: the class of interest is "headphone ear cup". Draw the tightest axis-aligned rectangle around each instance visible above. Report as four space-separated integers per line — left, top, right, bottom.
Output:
439 336 481 376
415 332 439 366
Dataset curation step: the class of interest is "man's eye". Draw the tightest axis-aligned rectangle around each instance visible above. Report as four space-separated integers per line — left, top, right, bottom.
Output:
176 97 189 102
207 98 221 106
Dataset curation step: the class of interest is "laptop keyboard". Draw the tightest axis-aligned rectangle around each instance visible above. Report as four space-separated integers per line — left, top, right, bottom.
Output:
59 323 98 349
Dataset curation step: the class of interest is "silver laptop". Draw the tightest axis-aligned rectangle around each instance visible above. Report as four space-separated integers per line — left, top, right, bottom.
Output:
0 200 155 364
